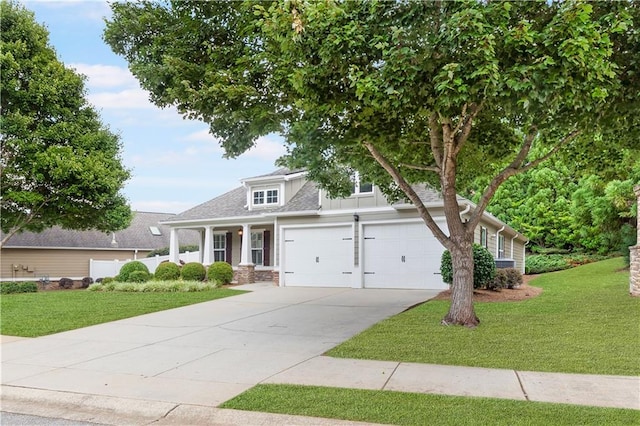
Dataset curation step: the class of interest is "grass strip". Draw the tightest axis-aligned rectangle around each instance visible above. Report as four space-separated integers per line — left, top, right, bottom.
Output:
0 288 245 337
221 384 640 426
328 258 638 376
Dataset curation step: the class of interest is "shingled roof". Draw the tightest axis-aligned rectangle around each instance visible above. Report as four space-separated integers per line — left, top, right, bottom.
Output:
2 212 198 250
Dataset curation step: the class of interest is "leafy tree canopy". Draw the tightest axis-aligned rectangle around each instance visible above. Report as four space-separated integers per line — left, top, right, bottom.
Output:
104 0 639 326
1 0 132 246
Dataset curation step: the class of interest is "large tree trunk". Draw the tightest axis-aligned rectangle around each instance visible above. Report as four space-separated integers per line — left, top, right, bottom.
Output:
442 237 479 327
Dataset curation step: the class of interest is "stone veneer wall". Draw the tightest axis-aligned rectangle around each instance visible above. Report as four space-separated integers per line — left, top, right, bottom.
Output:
630 185 640 297
235 264 255 285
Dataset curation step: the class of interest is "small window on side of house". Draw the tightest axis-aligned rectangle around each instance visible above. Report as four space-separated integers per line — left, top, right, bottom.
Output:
480 226 488 248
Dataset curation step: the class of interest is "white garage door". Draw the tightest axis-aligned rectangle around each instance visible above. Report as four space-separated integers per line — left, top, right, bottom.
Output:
282 226 354 287
363 221 447 290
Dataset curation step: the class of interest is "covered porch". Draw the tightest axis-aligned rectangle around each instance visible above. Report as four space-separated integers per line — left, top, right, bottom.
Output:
168 221 277 285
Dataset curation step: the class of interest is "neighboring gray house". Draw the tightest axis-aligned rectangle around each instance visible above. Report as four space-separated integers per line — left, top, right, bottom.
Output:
163 169 527 289
1 212 199 281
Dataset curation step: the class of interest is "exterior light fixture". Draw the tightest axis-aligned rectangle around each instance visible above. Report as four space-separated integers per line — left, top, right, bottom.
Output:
238 228 243 236
353 213 359 222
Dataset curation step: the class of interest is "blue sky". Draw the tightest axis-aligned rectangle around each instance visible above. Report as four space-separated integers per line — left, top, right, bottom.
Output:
23 0 285 214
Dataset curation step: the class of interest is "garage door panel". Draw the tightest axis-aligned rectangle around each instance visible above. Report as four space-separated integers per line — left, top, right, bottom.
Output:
283 226 353 287
363 222 447 290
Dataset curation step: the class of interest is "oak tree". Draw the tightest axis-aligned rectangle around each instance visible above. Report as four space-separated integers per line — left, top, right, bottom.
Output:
104 1 638 326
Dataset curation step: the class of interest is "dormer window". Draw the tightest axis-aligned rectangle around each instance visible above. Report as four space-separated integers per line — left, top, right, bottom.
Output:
253 189 279 206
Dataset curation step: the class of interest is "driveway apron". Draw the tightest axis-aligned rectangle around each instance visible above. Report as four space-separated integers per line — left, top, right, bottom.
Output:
2 286 439 407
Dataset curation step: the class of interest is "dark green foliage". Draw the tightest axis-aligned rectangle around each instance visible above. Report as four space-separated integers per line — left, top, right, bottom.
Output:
1 281 38 294
146 245 199 257
207 262 234 286
440 251 453 285
58 278 74 289
180 262 206 282
100 277 114 284
1 1 131 243
154 262 181 281
117 261 150 282
440 244 496 289
128 270 150 283
81 277 93 289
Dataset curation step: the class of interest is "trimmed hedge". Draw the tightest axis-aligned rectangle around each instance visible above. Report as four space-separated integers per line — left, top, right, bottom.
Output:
117 261 150 282
181 262 206 281
154 262 181 281
1 281 38 294
208 262 234 286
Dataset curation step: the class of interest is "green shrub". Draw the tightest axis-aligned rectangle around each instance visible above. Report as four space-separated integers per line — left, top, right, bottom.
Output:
154 262 181 281
100 277 114 284
525 254 570 274
117 261 150 282
129 270 150 283
1 281 38 294
208 262 234 286
181 262 206 281
487 269 507 291
58 277 74 289
503 268 523 289
621 224 637 266
440 244 496 289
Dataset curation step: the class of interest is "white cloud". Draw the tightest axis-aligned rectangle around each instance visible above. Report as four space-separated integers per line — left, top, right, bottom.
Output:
69 63 137 89
241 135 286 161
88 88 154 110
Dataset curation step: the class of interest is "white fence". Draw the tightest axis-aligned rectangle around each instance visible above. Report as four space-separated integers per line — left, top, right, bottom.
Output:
89 251 201 280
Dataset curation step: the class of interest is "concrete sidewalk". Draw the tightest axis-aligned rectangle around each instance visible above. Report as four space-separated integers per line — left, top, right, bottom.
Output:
2 284 638 425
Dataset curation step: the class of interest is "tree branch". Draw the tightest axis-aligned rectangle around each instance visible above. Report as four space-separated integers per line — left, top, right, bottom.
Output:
399 163 441 173
469 128 581 226
452 101 483 157
429 113 444 169
363 141 451 248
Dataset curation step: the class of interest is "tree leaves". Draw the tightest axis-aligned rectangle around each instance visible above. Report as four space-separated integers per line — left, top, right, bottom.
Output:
1 1 131 245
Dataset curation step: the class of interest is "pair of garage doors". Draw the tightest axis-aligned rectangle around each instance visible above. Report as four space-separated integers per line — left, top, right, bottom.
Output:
282 221 447 290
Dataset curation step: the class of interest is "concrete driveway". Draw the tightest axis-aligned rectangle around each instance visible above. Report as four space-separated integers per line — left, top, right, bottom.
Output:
2 285 439 408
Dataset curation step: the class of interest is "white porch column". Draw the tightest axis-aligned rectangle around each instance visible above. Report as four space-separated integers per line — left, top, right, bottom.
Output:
240 224 253 265
169 228 179 263
202 226 213 265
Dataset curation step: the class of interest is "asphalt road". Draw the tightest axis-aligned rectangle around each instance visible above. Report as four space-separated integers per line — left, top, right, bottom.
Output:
1 412 106 425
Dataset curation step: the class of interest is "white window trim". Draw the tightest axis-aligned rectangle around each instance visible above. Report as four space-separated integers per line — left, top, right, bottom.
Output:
480 226 488 248
252 188 280 207
250 230 264 266
350 173 374 196
213 232 227 262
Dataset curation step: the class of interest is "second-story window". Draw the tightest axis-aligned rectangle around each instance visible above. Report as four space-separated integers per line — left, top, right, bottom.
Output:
253 189 279 206
351 173 373 195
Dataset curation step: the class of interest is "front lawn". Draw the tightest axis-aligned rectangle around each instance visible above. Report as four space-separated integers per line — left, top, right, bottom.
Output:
0 288 245 337
221 384 639 426
328 258 637 376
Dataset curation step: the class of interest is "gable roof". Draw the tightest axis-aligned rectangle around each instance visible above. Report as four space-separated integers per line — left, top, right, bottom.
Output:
1 212 199 250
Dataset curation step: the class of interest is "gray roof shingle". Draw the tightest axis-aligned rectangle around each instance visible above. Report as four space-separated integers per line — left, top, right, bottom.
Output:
2 212 199 249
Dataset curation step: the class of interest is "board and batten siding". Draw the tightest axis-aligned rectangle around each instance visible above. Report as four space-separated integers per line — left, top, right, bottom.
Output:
0 248 152 280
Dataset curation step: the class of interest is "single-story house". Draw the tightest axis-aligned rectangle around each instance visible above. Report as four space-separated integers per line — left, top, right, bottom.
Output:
162 169 527 290
1 211 199 281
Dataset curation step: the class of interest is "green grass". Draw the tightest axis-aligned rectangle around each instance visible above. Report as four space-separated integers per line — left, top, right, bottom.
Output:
0 288 245 337
221 384 640 426
328 258 638 376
